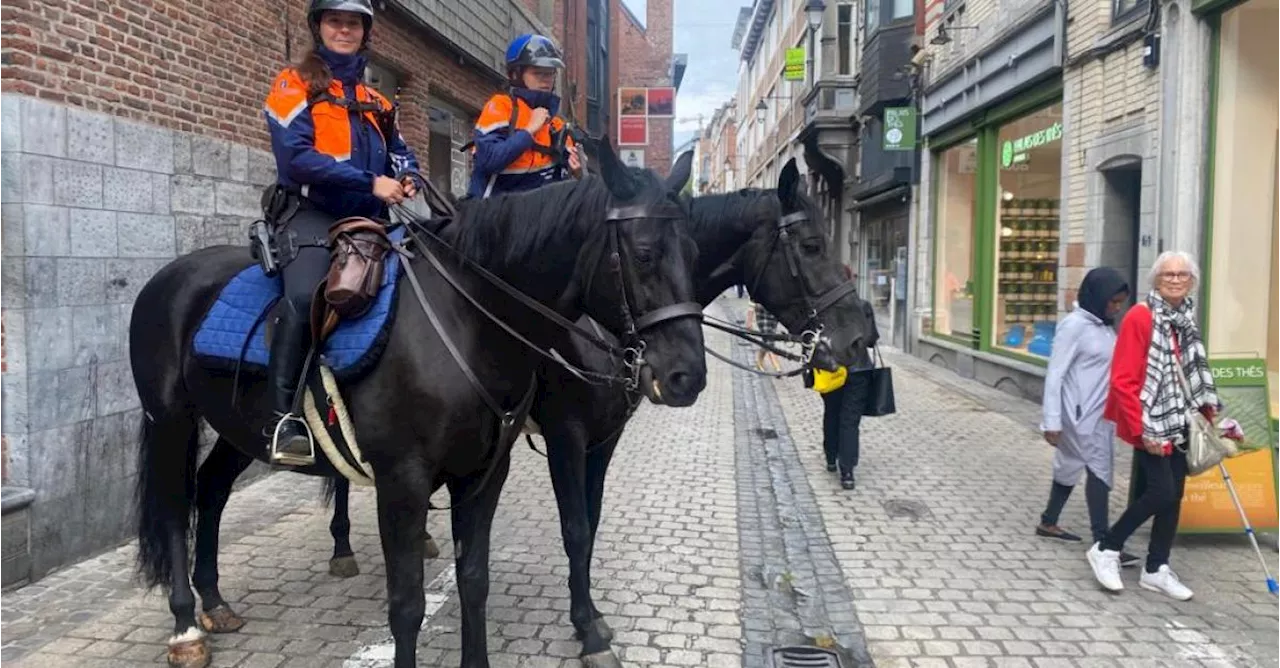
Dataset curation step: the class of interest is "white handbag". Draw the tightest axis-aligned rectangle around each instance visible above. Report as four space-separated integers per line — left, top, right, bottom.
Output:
1171 362 1238 475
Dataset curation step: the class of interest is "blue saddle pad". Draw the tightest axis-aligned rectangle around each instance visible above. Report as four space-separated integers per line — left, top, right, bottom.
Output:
192 227 405 380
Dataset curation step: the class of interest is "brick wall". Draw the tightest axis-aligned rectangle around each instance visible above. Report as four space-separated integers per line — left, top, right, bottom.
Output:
612 0 674 175
0 0 495 171
0 0 506 583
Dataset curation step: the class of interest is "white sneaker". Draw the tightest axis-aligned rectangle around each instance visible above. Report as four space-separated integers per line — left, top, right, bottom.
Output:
1087 542 1124 592
1140 565 1194 601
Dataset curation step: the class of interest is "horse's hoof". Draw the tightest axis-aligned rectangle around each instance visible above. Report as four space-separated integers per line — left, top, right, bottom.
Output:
329 555 360 578
581 650 623 668
197 605 245 634
167 632 210 668
424 537 441 560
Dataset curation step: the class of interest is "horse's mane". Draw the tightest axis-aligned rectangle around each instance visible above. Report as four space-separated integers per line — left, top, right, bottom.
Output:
449 168 681 269
685 188 781 243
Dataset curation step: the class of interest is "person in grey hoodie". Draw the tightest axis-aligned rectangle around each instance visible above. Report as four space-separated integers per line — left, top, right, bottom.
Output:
1035 267 1138 567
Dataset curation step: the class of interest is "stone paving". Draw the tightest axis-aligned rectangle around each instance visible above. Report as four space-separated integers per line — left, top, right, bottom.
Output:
2 295 1278 668
1 322 746 668
769 339 1280 668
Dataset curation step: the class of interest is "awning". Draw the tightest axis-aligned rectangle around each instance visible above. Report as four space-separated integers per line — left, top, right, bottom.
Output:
850 184 910 211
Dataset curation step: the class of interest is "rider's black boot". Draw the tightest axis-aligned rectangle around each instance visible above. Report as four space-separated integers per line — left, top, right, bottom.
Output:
268 310 313 466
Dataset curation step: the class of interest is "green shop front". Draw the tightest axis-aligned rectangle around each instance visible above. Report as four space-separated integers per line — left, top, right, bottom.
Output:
915 2 1066 399
1172 0 1278 534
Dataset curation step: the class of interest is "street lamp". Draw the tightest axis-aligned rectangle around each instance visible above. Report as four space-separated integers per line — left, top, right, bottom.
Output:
804 0 826 87
755 99 768 125
805 0 826 31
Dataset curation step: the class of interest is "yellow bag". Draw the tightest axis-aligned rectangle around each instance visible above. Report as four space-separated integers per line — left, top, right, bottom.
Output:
812 366 848 394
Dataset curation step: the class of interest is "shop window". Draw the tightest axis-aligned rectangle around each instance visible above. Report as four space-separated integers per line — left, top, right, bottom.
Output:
992 103 1064 359
1205 0 1279 414
932 139 979 341
1112 0 1149 23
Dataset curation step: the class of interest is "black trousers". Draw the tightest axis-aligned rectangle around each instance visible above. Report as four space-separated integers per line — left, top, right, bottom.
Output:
1040 468 1111 543
821 371 869 473
268 206 334 412
1102 448 1189 572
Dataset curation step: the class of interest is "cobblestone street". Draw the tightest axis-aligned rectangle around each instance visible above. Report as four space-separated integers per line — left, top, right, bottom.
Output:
2 297 1277 668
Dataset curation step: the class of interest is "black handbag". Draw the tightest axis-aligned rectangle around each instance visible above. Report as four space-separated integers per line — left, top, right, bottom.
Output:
857 346 896 417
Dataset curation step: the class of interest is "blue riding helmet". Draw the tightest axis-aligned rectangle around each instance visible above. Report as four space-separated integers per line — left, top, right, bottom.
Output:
505 34 565 76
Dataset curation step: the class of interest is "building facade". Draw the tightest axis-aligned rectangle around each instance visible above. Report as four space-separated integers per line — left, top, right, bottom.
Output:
910 0 1276 408
0 0 677 586
847 0 919 348
732 0 862 268
701 100 740 194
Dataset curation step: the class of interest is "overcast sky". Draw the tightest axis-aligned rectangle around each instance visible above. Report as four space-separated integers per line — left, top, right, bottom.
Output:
672 0 743 148
619 0 745 150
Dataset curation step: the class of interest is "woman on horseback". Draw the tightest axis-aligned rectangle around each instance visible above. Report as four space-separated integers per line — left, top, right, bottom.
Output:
261 0 421 465
466 34 583 199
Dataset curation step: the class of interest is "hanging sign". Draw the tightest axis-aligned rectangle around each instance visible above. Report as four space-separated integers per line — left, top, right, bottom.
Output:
784 48 806 81
883 107 917 151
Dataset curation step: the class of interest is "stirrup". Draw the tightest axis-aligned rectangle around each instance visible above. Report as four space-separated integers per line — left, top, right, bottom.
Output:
270 414 316 467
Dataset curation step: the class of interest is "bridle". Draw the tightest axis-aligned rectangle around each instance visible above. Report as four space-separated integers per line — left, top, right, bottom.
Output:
702 208 860 375
746 209 858 361
598 202 705 390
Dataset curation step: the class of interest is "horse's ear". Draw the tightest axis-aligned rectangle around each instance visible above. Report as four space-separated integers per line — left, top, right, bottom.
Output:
595 134 636 199
666 150 694 194
778 158 800 208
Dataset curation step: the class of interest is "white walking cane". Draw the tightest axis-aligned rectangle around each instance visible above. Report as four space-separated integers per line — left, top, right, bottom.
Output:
1216 461 1279 595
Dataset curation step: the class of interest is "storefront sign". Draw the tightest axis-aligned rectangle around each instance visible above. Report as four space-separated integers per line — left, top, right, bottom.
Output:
620 149 645 168
1178 357 1279 533
618 116 648 146
784 48 806 81
1001 121 1064 168
883 107 917 151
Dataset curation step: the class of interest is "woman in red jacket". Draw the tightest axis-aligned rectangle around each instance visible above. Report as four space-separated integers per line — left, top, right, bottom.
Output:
1086 251 1222 600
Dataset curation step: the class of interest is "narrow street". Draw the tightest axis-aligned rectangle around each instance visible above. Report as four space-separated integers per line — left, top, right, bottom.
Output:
2 298 1276 668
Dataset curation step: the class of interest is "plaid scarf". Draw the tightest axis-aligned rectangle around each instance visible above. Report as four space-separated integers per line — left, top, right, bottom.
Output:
1140 291 1218 443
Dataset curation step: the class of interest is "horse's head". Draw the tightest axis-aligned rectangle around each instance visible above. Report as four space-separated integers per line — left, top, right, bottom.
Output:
572 138 706 407
736 159 873 370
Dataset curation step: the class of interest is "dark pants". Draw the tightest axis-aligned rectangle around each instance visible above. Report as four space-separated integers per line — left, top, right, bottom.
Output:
1101 448 1189 573
822 372 869 473
1041 468 1111 543
269 206 334 414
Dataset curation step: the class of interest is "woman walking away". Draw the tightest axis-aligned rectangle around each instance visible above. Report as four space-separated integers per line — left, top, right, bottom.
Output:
1087 251 1223 600
1036 268 1138 566
821 298 879 490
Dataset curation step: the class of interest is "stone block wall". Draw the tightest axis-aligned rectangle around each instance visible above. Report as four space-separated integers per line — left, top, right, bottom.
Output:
0 93 275 581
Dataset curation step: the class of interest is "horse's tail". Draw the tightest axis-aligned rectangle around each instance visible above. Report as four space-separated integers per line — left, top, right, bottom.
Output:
135 410 200 590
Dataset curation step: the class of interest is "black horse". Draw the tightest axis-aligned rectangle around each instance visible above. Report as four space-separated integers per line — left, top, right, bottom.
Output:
319 159 875 666
132 143 707 668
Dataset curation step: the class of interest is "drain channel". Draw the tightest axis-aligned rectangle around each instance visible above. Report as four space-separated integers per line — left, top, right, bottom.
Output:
769 646 843 668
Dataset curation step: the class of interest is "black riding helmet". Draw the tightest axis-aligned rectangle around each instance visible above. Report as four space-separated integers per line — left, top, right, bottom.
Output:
308 0 375 47
505 34 566 83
